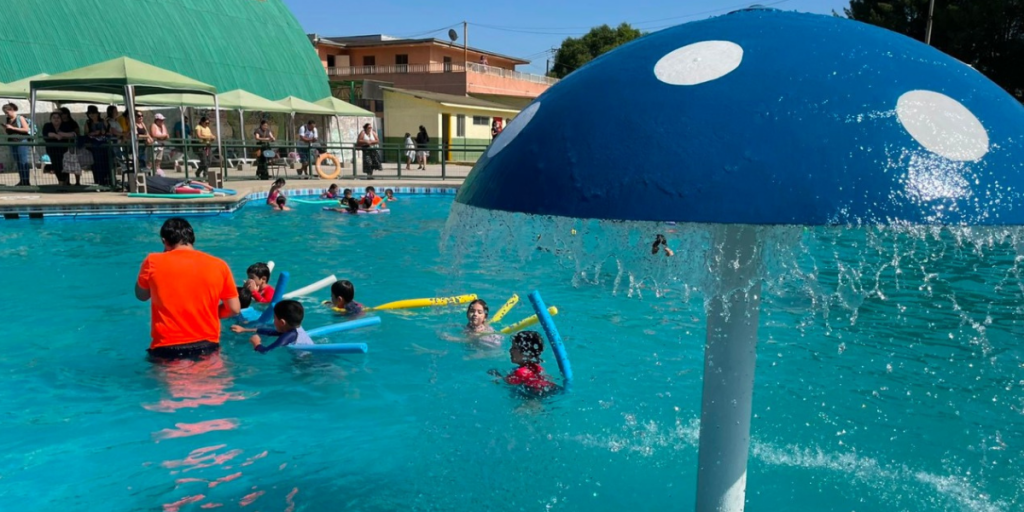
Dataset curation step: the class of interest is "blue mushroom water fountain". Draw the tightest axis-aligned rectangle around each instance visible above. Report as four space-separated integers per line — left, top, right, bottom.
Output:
445 7 1024 512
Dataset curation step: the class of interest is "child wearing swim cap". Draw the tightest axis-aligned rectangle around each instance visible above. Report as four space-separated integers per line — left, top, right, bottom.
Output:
231 300 313 353
488 331 559 395
328 280 363 316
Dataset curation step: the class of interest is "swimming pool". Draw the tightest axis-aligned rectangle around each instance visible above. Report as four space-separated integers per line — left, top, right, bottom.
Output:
1 195 1020 511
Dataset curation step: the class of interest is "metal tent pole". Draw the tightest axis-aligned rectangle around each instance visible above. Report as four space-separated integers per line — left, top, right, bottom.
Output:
213 95 224 184
29 89 37 184
180 106 190 180
125 85 140 192
925 0 936 45
695 225 762 512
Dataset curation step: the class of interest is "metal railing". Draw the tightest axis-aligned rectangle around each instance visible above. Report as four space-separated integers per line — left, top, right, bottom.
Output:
0 136 494 190
327 62 558 85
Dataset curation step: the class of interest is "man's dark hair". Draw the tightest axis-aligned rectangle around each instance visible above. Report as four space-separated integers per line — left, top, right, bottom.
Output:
160 217 195 247
237 286 253 309
274 300 304 327
366 186 375 193
247 262 271 280
331 280 355 302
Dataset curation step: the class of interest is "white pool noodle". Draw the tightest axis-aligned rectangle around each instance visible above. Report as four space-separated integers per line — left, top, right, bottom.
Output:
282 275 338 299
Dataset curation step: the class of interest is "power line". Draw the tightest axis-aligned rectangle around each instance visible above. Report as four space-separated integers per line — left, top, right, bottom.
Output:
394 22 462 39
472 0 792 35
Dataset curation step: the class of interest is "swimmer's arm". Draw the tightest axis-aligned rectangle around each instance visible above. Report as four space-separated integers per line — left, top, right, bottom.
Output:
218 297 241 319
253 330 292 354
134 283 150 301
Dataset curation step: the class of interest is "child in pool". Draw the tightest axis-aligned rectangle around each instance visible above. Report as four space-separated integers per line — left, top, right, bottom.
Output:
266 178 285 206
651 234 674 257
488 331 559 395
465 299 496 335
384 188 396 202
273 194 291 211
359 186 381 210
327 280 364 316
321 184 339 199
231 300 313 353
244 262 275 303
237 286 253 309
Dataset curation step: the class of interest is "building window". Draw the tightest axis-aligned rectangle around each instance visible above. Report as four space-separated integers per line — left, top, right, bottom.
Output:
395 54 408 73
443 56 452 73
456 115 466 137
363 56 376 66
472 116 489 126
327 55 336 68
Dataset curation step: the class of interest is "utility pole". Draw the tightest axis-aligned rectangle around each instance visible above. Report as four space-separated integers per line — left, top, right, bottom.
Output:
463 21 469 66
925 0 936 45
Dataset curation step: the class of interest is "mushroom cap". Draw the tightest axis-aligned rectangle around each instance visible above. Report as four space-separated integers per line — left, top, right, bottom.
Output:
456 9 1024 226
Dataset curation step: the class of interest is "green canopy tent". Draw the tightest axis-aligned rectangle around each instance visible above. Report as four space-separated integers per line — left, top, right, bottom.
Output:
0 73 122 103
30 57 219 187
314 97 374 117
218 90 292 151
133 93 216 178
276 96 334 153
313 97 375 165
137 89 294 171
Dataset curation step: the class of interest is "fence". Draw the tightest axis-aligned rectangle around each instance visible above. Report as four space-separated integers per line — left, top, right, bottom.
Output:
0 138 490 188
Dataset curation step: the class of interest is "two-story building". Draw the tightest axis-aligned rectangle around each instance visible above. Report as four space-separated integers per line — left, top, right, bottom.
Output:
310 34 556 162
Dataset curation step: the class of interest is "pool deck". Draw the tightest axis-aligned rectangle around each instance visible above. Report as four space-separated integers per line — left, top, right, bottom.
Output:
0 164 467 219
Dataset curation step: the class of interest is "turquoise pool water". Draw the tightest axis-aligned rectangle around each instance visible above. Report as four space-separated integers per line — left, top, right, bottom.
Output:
1 195 1021 511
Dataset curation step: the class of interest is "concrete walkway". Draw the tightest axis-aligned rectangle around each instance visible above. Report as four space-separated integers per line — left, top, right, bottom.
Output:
0 162 468 209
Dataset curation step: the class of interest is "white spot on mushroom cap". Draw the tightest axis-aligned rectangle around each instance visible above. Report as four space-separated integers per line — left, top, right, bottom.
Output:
487 102 541 158
896 90 989 161
654 40 743 86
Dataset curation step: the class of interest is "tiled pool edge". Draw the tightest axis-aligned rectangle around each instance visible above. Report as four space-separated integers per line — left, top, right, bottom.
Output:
0 186 459 220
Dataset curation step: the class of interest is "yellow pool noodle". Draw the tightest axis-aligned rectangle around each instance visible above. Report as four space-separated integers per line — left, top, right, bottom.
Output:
368 294 477 312
489 294 519 324
499 306 558 334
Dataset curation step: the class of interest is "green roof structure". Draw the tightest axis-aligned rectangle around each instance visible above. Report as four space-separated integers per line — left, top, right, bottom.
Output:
31 58 216 97
0 0 328 100
314 96 374 117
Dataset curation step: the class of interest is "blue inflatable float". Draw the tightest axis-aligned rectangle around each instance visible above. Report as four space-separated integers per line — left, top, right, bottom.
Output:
456 8 1024 227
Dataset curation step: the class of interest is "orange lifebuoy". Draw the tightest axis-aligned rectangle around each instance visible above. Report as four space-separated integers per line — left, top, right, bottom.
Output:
316 153 341 179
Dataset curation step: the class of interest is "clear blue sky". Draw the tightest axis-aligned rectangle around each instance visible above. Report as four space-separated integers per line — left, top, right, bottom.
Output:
283 0 852 75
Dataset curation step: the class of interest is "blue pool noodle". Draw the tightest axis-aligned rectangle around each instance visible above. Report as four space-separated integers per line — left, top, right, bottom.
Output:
527 290 573 383
306 316 381 337
256 271 290 324
288 343 368 354
237 307 262 322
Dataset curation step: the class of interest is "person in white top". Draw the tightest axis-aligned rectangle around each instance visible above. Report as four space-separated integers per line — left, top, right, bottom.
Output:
298 120 318 178
150 113 170 174
357 122 381 179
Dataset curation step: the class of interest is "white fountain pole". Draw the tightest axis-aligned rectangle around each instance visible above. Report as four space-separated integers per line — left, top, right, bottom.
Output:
695 224 762 512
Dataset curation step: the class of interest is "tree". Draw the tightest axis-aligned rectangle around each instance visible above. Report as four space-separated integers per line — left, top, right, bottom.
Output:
550 23 644 78
844 0 1024 101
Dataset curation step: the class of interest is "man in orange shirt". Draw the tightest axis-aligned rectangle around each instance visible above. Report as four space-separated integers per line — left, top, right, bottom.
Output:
136 218 240 359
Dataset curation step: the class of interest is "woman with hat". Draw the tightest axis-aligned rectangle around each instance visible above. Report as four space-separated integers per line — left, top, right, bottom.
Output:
150 113 170 175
